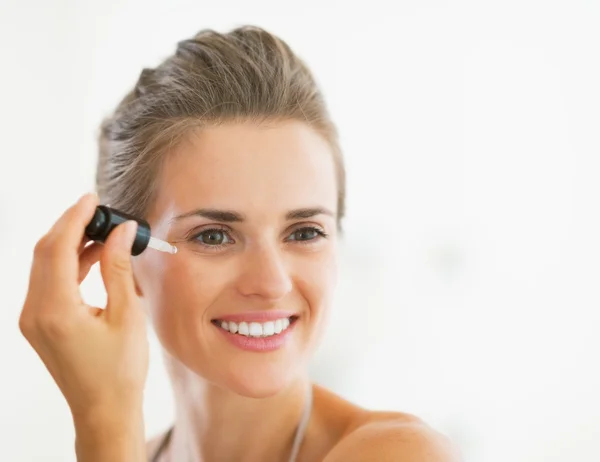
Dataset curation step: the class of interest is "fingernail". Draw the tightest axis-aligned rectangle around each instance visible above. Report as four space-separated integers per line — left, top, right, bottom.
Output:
123 220 138 245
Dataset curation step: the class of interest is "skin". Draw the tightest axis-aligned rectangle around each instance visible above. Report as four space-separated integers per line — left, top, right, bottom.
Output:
20 120 459 462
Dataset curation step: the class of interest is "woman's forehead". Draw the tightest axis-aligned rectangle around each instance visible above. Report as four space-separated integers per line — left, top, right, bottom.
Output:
154 121 338 219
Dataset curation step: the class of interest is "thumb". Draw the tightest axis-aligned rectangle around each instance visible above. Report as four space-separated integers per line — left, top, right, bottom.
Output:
100 220 139 322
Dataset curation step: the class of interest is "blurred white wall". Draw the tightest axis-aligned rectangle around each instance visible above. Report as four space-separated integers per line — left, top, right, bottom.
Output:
1 1 599 461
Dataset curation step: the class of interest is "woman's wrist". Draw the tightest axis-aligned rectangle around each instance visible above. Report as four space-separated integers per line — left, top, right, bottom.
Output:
73 404 146 462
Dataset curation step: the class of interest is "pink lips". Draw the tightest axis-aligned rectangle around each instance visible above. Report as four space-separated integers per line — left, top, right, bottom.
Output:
212 311 299 352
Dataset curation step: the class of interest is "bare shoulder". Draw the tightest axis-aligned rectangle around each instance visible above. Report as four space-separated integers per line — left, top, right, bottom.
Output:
325 410 460 462
313 386 460 462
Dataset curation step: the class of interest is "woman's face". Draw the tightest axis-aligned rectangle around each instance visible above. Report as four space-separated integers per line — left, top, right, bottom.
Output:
133 120 339 397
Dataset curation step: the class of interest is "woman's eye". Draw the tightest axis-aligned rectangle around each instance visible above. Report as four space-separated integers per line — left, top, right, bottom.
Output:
190 226 326 249
194 229 231 246
288 227 325 242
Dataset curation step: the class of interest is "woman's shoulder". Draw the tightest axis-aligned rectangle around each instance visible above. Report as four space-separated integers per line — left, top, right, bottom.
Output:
313 384 460 462
145 385 460 462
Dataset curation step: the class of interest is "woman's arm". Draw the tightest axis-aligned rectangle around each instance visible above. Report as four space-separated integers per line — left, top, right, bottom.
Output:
74 405 146 462
19 193 149 462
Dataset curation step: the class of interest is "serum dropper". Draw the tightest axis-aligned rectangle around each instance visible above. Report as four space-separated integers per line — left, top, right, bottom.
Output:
85 205 177 256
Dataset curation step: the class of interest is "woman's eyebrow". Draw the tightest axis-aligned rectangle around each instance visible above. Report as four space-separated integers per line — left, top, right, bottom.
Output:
285 207 334 220
170 209 244 223
169 207 333 224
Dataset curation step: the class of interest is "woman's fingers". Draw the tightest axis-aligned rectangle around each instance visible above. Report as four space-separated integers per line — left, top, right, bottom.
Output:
31 194 98 295
78 235 92 254
19 196 149 427
27 193 99 315
78 242 104 284
44 193 98 259
87 306 104 317
99 220 140 323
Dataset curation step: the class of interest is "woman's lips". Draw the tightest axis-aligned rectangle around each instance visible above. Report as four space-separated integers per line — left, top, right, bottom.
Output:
211 316 298 352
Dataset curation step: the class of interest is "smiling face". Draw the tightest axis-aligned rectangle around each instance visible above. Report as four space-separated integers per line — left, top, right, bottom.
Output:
133 120 339 397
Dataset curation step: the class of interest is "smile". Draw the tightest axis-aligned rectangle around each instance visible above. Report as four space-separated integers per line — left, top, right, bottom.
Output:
211 316 298 338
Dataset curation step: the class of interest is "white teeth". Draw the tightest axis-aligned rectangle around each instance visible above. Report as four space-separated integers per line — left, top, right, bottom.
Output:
263 321 275 336
238 322 249 336
216 317 294 337
249 322 263 337
274 319 283 334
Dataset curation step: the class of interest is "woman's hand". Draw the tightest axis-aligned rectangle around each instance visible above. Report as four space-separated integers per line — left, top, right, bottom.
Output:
19 193 148 461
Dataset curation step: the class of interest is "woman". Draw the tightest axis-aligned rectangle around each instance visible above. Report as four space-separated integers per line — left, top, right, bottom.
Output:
19 26 458 461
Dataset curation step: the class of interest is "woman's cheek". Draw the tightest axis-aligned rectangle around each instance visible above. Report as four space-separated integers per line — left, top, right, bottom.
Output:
300 248 337 294
160 254 236 314
310 250 338 321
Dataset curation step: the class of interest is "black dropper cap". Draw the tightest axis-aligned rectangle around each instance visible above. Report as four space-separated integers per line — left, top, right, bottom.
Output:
85 205 151 256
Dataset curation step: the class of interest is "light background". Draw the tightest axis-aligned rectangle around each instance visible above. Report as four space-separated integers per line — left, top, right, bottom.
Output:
1 1 599 461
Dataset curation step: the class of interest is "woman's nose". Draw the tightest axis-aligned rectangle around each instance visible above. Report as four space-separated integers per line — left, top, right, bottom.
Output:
236 245 293 301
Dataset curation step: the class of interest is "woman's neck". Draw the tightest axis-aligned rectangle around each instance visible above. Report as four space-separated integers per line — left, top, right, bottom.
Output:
162 355 312 462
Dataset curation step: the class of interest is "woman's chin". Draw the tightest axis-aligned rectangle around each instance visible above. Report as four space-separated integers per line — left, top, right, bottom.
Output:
163 332 309 398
